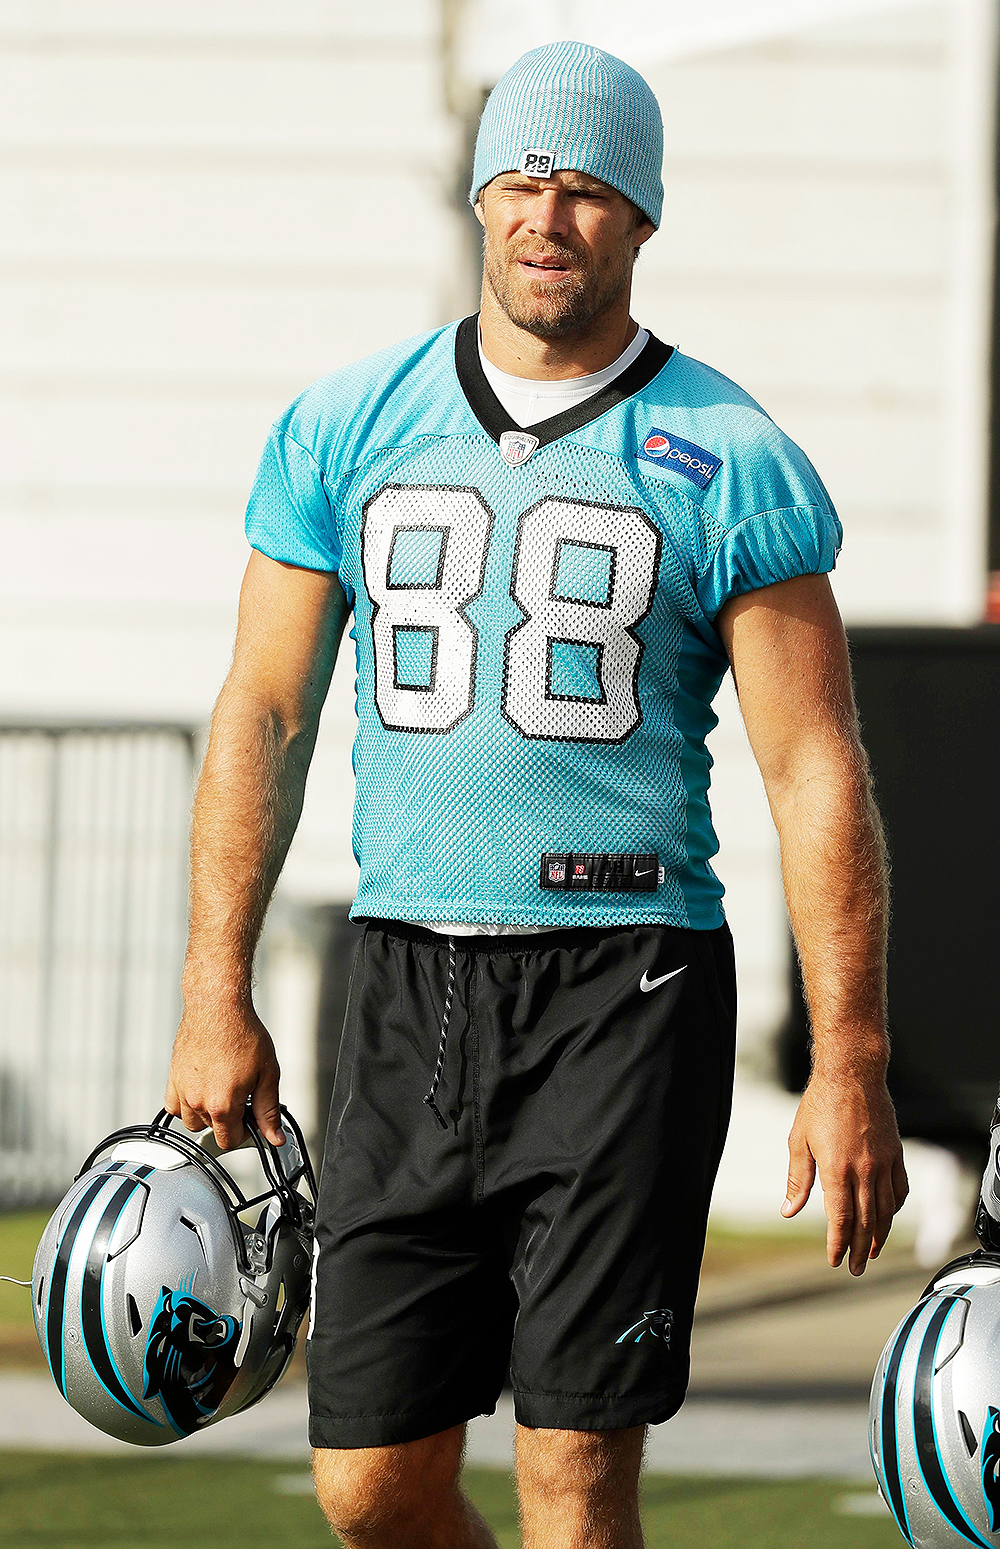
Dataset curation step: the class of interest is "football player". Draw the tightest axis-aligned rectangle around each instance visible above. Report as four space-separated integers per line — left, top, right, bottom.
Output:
166 41 909 1549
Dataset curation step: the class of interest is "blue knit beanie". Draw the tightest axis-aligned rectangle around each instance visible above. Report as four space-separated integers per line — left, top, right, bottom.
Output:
470 41 664 229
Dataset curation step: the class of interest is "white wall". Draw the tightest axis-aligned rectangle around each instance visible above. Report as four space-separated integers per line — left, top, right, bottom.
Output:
630 2 995 629
463 0 949 73
0 0 459 731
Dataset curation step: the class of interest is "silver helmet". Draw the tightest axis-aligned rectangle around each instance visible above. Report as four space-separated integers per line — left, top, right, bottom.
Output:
870 1250 1000 1548
31 1106 316 1445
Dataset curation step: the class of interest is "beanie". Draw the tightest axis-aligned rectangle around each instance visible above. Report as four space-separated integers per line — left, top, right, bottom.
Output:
470 40 664 229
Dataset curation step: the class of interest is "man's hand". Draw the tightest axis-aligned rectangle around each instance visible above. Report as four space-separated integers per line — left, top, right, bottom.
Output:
781 1071 909 1274
165 1001 284 1152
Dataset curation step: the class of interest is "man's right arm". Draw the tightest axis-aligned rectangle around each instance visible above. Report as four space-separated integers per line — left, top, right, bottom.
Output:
165 548 349 1151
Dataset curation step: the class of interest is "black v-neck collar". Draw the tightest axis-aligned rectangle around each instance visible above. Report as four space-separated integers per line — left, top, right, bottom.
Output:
454 314 674 449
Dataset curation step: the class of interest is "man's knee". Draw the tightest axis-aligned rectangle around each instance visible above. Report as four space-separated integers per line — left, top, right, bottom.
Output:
515 1423 646 1502
312 1426 465 1540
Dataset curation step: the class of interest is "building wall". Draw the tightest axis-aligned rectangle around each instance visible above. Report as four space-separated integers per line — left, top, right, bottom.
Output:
0 0 460 733
633 2 993 628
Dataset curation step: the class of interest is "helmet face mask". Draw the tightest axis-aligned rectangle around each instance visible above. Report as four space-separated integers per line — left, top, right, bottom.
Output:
870 1251 1000 1548
32 1107 316 1446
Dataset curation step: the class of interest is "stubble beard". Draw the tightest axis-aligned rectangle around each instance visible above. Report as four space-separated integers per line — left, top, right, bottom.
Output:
483 234 634 342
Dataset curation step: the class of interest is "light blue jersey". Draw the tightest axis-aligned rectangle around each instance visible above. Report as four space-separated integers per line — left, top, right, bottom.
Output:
246 318 841 929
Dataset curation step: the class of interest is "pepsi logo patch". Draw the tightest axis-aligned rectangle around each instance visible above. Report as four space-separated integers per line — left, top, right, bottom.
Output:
518 147 555 179
638 427 722 491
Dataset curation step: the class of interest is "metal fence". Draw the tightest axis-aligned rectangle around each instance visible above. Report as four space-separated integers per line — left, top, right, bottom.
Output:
0 727 193 1207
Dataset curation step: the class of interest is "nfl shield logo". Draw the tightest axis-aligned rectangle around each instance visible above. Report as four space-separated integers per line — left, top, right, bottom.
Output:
547 860 566 883
499 430 540 467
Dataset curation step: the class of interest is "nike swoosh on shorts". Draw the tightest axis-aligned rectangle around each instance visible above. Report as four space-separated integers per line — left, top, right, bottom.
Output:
639 967 686 993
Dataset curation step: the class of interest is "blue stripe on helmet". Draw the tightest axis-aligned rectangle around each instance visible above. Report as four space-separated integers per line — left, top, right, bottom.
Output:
43 1167 125 1394
913 1289 992 1549
877 1299 925 1544
79 1167 160 1426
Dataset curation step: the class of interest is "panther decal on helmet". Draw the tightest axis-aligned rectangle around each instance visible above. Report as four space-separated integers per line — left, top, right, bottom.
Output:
143 1286 242 1435
981 1406 1000 1531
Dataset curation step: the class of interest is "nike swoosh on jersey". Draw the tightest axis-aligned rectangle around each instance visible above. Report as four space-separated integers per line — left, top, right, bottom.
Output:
639 966 686 993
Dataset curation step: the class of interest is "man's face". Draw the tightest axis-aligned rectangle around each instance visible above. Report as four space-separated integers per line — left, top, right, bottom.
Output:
476 170 655 341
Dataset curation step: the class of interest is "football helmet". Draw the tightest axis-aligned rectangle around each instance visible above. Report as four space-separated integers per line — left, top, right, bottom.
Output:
31 1104 316 1445
870 1248 1000 1547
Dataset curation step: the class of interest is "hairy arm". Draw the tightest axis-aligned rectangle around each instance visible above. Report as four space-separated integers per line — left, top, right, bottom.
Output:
165 549 349 1149
717 572 908 1274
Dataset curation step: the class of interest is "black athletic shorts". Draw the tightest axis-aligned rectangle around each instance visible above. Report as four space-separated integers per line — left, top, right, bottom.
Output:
307 918 736 1448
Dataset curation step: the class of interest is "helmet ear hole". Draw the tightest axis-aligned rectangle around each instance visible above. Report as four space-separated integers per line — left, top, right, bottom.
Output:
126 1295 143 1336
35 1276 44 1311
179 1213 209 1262
959 1410 978 1457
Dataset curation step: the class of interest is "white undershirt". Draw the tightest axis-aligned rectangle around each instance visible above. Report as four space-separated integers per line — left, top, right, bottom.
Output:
421 326 649 937
478 326 649 428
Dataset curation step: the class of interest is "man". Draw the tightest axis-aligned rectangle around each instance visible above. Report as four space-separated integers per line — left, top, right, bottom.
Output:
166 40 908 1549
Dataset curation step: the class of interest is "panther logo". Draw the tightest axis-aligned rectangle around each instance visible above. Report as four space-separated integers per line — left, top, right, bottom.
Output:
142 1286 242 1435
981 1406 1000 1530
615 1308 673 1346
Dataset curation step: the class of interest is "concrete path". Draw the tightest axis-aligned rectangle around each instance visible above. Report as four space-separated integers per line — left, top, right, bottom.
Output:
0 1373 874 1479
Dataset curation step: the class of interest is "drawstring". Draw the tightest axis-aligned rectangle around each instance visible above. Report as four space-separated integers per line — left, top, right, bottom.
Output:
423 936 457 1130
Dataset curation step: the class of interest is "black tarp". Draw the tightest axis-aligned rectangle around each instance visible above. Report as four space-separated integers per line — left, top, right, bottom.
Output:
777 626 1000 1145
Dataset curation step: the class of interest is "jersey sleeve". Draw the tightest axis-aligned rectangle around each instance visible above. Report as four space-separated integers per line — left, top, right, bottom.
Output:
244 426 341 573
696 502 843 621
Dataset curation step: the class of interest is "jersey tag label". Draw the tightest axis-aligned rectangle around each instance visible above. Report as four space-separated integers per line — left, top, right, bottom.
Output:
540 852 659 892
518 148 555 178
499 429 540 466
638 428 722 490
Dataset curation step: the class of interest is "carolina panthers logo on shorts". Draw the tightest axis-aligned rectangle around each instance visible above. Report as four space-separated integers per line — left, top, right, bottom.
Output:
615 1308 673 1345
982 1406 1000 1528
142 1285 242 1435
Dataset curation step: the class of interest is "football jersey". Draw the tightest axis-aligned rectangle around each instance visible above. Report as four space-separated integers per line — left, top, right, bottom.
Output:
245 317 842 930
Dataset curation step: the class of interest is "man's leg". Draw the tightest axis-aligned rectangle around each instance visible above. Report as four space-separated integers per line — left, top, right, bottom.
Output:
313 1425 498 1549
515 1424 646 1549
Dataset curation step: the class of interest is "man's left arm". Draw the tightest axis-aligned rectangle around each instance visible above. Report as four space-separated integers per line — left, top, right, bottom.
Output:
717 571 909 1276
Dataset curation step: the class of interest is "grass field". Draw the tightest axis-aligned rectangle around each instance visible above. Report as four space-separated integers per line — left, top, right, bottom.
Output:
0 1211 49 1366
0 1452 902 1549
0 1212 47 1316
698 1221 826 1278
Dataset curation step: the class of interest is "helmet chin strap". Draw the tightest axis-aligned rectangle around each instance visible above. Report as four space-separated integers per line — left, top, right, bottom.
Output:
0 1276 31 1286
